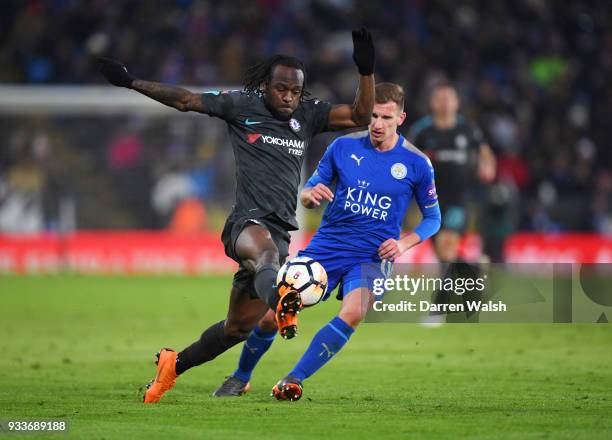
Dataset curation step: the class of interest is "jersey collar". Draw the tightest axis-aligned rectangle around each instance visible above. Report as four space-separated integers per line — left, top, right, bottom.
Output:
368 132 404 154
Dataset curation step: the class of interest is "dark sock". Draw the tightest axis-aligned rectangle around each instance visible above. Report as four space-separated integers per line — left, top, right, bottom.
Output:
431 260 482 316
253 264 280 309
430 261 454 314
455 260 483 318
175 320 245 375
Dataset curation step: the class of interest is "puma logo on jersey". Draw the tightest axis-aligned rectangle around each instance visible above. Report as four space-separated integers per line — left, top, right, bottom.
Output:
351 154 364 166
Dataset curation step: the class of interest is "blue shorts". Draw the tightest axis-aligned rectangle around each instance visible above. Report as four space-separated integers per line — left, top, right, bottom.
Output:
298 246 393 301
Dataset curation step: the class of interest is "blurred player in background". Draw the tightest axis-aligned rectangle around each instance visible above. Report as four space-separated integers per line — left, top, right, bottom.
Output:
98 28 376 403
213 83 441 400
408 81 496 323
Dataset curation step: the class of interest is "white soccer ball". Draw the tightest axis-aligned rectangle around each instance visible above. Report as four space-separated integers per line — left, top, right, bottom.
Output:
276 256 328 307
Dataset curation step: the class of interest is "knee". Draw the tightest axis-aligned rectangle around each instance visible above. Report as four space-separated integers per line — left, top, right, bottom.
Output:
255 247 279 270
338 309 363 329
241 246 279 274
223 318 255 340
235 225 280 270
435 235 460 262
257 310 278 333
438 249 459 263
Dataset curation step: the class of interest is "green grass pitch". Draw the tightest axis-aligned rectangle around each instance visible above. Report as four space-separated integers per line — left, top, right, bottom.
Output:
1 275 611 439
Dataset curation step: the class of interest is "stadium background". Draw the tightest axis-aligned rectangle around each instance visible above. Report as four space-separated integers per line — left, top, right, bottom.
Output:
1 2 611 439
1 0 611 272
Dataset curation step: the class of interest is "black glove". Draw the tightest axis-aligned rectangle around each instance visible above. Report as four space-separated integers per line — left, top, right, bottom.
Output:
97 57 135 88
352 27 375 76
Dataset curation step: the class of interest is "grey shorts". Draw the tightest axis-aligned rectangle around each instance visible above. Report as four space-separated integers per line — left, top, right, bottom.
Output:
221 212 290 297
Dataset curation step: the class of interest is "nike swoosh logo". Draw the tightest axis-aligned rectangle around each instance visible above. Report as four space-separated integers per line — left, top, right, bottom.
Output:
244 119 262 125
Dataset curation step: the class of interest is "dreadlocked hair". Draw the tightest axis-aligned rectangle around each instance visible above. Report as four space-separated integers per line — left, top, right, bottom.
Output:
243 54 310 100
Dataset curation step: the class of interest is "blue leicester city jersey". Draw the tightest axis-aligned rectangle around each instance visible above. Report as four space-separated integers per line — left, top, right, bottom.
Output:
305 130 439 260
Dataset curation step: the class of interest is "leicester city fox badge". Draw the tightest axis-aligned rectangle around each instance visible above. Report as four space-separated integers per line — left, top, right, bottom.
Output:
391 162 407 179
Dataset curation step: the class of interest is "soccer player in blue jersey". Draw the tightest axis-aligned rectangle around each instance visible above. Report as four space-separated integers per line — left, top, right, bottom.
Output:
213 83 442 400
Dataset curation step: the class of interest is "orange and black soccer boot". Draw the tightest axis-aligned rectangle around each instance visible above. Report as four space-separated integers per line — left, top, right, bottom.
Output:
275 286 302 339
271 375 303 401
143 348 178 403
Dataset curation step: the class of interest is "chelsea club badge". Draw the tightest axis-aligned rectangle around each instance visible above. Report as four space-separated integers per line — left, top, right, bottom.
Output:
289 118 301 132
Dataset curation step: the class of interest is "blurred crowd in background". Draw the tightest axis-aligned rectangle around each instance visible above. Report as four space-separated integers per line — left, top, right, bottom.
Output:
1 0 611 242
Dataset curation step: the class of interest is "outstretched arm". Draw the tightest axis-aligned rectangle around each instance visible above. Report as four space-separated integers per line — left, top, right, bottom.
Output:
328 28 375 129
328 75 375 129
131 80 204 112
97 57 205 113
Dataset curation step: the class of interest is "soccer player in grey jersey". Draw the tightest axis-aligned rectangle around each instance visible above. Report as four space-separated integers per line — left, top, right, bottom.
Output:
99 28 376 403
